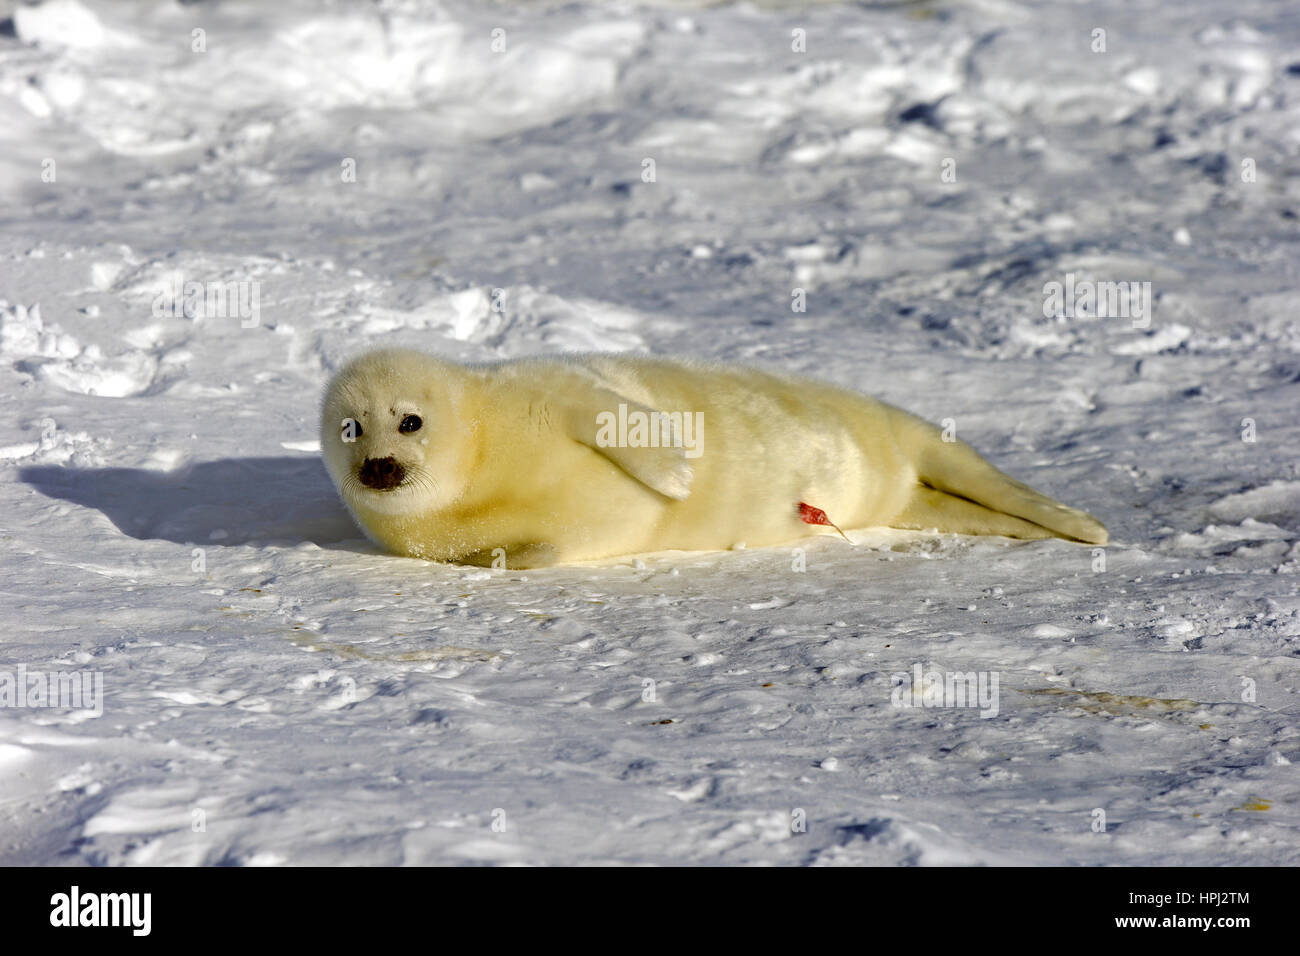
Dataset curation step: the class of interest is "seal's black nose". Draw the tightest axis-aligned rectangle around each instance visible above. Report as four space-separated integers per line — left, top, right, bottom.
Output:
358 456 405 491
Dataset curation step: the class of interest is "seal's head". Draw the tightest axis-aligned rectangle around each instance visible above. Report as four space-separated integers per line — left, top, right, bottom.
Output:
320 349 473 519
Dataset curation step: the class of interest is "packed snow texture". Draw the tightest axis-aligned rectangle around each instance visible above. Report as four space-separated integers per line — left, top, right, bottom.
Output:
1 0 1298 865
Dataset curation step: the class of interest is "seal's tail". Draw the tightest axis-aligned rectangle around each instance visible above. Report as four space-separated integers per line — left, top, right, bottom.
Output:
889 413 1109 545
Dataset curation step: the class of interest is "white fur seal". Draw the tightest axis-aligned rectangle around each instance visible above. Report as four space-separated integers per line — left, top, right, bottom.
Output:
320 349 1107 567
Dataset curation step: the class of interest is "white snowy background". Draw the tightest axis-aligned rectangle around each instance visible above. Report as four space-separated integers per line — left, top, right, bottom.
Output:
1 0 1298 865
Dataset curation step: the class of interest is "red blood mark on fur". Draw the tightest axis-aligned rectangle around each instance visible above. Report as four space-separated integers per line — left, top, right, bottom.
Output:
798 502 851 542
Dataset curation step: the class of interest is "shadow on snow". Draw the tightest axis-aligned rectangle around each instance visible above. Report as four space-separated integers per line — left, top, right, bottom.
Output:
19 456 365 551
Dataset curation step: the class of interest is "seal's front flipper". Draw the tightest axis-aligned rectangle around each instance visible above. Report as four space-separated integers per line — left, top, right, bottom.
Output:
560 388 694 501
458 542 560 569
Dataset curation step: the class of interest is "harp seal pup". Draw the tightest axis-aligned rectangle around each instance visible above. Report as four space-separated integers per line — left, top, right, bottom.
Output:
319 349 1107 568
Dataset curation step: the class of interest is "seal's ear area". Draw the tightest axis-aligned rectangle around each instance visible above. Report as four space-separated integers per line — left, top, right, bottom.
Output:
557 386 694 502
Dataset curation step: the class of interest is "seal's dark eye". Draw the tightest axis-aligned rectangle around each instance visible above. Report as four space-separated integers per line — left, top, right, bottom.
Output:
399 414 422 434
341 418 362 441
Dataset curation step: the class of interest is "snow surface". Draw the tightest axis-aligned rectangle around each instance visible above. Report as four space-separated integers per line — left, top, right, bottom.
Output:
1 0 1298 865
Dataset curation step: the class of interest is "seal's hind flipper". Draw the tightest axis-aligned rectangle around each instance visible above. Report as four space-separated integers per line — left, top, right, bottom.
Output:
893 486 1057 540
890 411 1108 544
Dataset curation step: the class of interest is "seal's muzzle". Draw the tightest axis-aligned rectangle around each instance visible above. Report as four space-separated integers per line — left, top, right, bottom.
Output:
359 456 405 491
